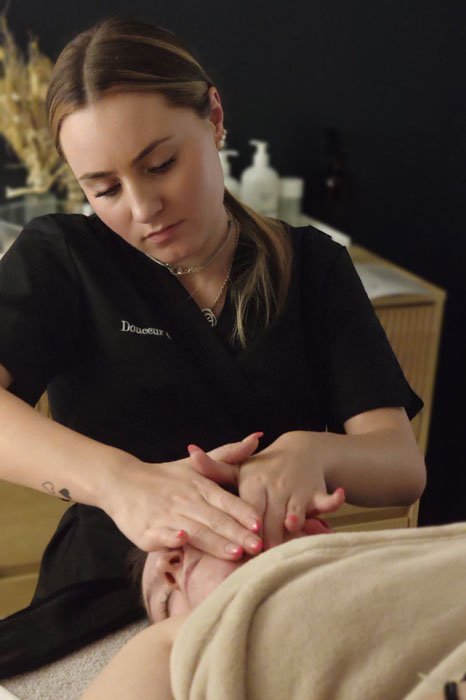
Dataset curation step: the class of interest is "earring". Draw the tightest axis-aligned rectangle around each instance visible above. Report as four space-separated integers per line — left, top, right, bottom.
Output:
217 127 227 150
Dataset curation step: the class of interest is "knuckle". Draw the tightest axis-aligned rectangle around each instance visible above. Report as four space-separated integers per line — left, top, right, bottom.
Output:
271 476 289 493
172 489 197 508
207 511 228 533
188 521 209 539
138 530 158 552
287 502 303 515
216 491 233 513
193 478 214 501
249 471 267 488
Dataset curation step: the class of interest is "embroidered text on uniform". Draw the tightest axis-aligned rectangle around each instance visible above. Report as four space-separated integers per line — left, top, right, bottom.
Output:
120 320 172 339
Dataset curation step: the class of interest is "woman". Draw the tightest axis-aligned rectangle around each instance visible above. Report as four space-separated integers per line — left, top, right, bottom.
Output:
0 15 425 676
82 524 332 700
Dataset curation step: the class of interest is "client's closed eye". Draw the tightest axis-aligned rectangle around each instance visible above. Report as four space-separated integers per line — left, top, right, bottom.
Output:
159 588 173 619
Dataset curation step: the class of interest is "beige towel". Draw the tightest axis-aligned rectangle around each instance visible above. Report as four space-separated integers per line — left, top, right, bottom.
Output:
171 523 466 700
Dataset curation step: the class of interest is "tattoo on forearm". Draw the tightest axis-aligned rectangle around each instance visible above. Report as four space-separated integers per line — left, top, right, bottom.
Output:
42 481 72 501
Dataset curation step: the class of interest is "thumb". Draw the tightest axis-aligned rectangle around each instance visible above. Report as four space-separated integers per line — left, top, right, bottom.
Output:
188 444 239 486
207 432 263 465
313 487 346 515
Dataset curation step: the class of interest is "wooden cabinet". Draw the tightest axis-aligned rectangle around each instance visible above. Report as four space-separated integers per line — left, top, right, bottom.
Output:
0 482 69 617
0 236 446 616
326 243 446 532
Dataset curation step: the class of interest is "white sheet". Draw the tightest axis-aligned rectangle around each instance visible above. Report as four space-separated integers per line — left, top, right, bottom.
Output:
2 620 147 700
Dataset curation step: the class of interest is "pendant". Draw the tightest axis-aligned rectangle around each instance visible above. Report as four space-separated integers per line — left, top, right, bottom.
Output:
170 265 188 276
202 308 217 327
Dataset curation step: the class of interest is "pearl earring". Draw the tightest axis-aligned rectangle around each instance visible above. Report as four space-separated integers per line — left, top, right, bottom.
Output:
217 127 227 150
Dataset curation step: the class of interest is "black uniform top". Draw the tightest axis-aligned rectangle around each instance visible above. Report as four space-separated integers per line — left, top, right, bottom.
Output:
0 213 422 677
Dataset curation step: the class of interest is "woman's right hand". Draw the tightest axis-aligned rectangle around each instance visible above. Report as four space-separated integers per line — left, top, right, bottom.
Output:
100 434 264 560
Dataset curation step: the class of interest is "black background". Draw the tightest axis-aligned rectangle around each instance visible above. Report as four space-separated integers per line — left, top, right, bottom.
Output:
1 0 464 525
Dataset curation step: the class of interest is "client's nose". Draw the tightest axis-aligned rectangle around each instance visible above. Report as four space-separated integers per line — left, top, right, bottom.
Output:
155 550 183 586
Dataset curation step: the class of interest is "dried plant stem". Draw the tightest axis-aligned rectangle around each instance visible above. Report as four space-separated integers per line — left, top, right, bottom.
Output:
0 14 84 204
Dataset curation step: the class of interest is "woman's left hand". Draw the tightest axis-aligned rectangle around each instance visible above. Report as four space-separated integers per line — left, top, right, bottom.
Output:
188 431 345 549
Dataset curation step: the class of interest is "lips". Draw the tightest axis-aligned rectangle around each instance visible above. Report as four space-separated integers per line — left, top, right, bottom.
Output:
146 220 182 237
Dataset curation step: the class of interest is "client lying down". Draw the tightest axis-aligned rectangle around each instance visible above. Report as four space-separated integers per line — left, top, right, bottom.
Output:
80 519 330 700
81 520 466 700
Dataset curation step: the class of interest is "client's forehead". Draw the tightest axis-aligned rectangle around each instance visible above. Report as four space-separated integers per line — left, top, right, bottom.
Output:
142 549 164 587
141 550 165 621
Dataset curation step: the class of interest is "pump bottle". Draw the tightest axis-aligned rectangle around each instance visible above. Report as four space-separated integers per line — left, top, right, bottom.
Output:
219 149 241 197
239 140 280 217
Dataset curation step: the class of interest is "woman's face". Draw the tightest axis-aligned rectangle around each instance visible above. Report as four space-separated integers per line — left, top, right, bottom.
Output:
142 543 248 622
142 531 310 623
59 88 228 267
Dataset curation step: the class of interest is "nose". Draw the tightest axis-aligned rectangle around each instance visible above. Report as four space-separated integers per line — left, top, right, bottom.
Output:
155 549 183 586
126 180 163 224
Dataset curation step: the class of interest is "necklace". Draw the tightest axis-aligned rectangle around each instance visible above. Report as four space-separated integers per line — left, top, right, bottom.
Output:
147 216 234 276
201 227 240 327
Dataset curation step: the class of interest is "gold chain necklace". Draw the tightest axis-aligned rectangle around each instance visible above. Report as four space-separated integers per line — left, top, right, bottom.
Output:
147 217 234 276
201 227 240 327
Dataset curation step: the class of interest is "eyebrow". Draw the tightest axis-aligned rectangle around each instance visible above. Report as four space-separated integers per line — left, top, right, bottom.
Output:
78 136 174 182
143 555 167 624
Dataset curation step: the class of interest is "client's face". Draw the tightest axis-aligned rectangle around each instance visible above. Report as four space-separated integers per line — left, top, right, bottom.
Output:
142 543 250 622
142 531 310 622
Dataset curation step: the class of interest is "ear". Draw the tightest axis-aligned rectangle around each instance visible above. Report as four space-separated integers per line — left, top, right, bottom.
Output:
207 86 224 141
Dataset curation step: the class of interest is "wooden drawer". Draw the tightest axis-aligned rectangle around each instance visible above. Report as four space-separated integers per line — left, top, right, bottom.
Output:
0 572 40 618
0 481 69 572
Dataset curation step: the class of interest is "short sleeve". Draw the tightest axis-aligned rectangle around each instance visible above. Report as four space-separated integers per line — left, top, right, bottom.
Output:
324 245 423 426
0 215 83 405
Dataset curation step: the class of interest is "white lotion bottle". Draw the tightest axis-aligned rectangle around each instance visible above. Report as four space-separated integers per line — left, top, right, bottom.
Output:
219 149 241 197
278 177 305 226
240 140 280 217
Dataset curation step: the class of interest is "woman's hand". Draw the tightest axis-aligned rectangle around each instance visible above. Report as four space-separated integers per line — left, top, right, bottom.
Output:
101 434 264 560
188 430 345 550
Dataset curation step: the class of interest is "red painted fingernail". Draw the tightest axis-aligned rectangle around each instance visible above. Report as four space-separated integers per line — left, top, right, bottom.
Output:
187 444 202 454
225 544 243 556
286 514 299 523
176 530 187 539
249 519 261 533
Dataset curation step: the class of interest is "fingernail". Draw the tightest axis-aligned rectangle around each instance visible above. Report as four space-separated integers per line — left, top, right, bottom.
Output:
225 543 243 556
176 529 187 539
187 444 202 454
286 514 299 523
245 536 262 551
242 431 264 442
335 487 345 497
248 518 261 533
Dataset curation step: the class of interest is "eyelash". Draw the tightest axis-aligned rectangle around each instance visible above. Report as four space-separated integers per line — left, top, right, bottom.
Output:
159 589 172 619
94 157 176 199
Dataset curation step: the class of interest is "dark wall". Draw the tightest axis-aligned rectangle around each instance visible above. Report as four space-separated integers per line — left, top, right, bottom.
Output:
1 1 464 525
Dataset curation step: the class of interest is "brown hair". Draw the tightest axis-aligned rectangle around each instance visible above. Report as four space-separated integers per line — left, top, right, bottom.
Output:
46 16 293 347
126 545 149 590
126 546 150 619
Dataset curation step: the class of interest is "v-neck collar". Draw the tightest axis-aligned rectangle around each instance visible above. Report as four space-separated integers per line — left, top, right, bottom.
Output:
101 228 261 433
